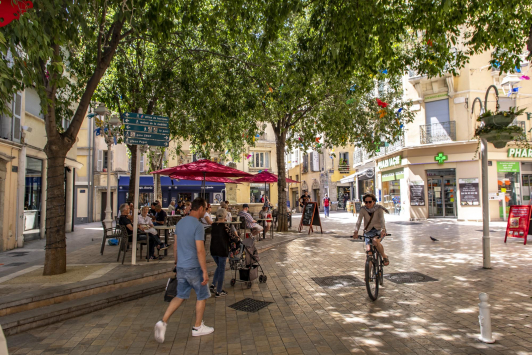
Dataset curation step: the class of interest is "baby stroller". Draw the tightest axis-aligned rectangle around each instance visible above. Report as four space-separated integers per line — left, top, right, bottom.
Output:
229 237 267 288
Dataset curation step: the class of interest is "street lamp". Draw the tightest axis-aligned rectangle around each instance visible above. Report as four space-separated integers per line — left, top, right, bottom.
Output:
96 103 121 229
150 147 163 204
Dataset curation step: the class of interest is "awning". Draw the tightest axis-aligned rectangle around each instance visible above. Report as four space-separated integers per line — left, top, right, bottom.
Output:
339 169 374 183
118 176 154 192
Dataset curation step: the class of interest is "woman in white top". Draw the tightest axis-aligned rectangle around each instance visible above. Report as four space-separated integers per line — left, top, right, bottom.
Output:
139 206 168 250
200 203 213 229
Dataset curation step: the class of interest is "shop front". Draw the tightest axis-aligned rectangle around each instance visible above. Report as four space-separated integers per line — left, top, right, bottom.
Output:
381 168 404 215
358 168 375 201
24 157 43 240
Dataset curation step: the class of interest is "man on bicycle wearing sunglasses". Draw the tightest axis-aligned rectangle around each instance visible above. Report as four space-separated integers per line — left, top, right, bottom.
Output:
353 193 390 266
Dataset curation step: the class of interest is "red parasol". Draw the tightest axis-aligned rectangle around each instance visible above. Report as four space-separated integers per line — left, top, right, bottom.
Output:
169 175 240 184
235 170 299 183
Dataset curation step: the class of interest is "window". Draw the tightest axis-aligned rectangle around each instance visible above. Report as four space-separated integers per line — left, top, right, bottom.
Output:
0 93 21 142
296 174 299 182
102 151 109 170
251 152 269 169
25 88 44 119
127 155 144 172
302 153 308 173
339 152 349 166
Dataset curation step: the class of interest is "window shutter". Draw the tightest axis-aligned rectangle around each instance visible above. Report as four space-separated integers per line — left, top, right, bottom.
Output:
12 93 21 142
265 152 269 169
140 155 145 172
110 151 114 171
97 150 103 171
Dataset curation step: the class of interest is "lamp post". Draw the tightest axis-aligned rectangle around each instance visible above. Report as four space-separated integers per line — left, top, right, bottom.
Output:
95 103 121 229
150 147 163 204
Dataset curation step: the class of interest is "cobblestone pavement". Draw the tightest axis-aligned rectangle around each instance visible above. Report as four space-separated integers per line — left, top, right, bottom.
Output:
7 213 532 355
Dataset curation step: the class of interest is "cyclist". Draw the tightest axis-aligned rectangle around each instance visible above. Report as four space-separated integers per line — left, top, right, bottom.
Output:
353 193 390 266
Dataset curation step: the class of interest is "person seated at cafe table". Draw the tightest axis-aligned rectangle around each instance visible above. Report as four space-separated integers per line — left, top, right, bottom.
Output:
119 203 158 260
238 204 263 237
153 204 167 225
200 203 213 230
220 202 232 221
167 201 176 214
183 201 192 216
139 206 168 251
258 206 271 234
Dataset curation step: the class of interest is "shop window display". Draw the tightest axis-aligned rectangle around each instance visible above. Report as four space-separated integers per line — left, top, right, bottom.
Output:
382 180 401 215
498 173 518 217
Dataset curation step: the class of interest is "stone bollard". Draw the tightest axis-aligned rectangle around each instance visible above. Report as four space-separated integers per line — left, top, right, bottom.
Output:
478 293 495 343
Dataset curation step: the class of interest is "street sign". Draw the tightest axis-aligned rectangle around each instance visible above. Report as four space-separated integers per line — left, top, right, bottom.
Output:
122 112 170 147
123 117 169 127
125 137 169 147
125 131 169 140
124 124 170 134
122 112 169 122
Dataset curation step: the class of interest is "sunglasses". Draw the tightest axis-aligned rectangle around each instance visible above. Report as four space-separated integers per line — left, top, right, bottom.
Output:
364 200 374 204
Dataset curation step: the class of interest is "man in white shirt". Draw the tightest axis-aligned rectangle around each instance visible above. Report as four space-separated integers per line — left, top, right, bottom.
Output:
167 201 176 214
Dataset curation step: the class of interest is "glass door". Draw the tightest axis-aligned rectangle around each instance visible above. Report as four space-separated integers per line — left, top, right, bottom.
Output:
443 176 457 217
428 178 443 217
522 174 532 203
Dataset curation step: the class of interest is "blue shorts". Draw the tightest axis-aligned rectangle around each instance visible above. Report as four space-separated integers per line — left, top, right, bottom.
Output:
364 228 382 246
176 267 211 301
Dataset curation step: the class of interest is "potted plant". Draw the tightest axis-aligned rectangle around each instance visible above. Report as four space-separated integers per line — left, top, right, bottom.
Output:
475 124 525 149
476 107 526 127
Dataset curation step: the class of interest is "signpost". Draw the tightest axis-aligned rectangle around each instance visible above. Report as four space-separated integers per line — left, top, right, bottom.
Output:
504 205 531 245
122 111 170 265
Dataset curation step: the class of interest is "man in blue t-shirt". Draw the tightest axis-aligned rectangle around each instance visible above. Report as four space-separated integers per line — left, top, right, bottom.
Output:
154 198 214 342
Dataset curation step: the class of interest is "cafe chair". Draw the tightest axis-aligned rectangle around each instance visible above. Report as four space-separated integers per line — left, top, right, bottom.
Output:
271 209 278 229
239 219 249 239
116 225 149 264
100 221 116 255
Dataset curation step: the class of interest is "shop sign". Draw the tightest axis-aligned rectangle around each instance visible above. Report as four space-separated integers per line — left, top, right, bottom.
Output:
459 178 480 206
377 156 401 170
409 180 425 206
382 168 405 182
424 93 448 102
497 161 520 173
507 148 532 158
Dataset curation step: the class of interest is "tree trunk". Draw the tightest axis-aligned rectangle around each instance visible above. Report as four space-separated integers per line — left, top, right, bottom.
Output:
42 146 68 275
157 174 162 201
275 130 288 232
127 144 137 204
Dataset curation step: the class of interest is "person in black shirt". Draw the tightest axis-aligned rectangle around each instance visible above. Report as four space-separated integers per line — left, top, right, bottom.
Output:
299 190 311 208
153 204 167 225
119 203 158 259
149 202 158 216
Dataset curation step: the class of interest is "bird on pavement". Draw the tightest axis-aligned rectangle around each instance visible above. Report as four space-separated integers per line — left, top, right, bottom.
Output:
430 236 439 241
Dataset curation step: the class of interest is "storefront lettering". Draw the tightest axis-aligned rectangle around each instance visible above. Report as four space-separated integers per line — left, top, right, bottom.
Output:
377 156 401 170
508 148 532 158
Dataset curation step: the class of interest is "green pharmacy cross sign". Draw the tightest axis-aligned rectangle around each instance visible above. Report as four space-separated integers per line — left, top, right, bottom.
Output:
434 152 448 164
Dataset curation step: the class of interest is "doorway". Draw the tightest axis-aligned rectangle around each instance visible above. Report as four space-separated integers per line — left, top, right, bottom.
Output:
100 191 114 221
427 169 456 218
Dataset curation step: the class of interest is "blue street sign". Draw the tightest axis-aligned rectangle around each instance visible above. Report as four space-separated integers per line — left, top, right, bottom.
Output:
121 112 169 122
125 137 169 147
122 117 169 127
124 124 170 134
125 131 169 140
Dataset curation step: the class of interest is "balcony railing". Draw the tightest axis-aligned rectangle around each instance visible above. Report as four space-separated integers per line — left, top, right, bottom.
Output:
354 150 363 164
338 163 350 174
420 121 456 144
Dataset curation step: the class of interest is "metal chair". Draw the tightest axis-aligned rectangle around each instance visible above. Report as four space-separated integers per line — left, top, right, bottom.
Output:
100 221 116 255
239 218 249 239
271 209 278 229
116 225 149 264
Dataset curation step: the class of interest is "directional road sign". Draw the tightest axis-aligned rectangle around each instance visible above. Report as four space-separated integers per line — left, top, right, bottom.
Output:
122 117 169 127
125 137 169 147
125 131 169 140
124 124 170 134
122 112 170 147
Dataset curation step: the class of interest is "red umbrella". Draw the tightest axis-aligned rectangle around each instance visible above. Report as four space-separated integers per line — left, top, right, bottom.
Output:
153 159 250 196
169 175 240 184
235 170 300 201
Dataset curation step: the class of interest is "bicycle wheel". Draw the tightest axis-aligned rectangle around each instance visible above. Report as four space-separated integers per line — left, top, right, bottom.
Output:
365 254 379 301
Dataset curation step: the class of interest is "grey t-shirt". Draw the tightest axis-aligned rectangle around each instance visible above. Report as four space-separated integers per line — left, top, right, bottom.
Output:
176 216 205 269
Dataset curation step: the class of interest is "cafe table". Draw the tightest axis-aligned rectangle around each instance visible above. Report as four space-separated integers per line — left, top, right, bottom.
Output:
154 225 175 256
256 218 273 240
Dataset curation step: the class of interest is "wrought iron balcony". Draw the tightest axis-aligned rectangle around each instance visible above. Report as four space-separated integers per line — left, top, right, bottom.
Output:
420 121 456 144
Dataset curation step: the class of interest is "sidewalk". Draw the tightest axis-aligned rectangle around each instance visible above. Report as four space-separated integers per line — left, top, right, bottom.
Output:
6 214 531 354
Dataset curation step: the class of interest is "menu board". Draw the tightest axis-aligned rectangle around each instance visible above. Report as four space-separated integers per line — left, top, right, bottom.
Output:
409 181 425 206
354 201 362 213
302 203 315 225
459 178 480 206
298 202 323 234
505 205 531 245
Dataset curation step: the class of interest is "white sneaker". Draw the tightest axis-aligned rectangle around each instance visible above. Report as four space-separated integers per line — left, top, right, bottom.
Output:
154 321 167 343
192 321 214 336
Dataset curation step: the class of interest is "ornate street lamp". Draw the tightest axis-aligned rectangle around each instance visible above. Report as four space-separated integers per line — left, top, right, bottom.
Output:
96 103 121 229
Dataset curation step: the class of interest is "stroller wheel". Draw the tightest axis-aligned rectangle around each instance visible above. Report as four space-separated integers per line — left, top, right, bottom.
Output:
230 279 236 287
247 282 252 289
259 275 264 283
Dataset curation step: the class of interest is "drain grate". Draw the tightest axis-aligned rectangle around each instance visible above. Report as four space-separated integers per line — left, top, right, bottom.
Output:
8 252 28 257
2 262 27 267
384 272 438 284
229 298 273 313
312 275 365 288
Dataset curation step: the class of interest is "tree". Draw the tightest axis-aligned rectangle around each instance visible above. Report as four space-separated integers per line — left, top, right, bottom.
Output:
0 0 180 275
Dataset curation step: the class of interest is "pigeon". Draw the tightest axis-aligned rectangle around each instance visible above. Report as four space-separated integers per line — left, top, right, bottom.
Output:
430 236 439 241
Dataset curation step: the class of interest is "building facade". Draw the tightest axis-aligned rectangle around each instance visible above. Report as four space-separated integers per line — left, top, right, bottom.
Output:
0 89 81 251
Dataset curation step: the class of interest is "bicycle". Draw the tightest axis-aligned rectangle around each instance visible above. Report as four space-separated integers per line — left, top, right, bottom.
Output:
363 233 390 301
